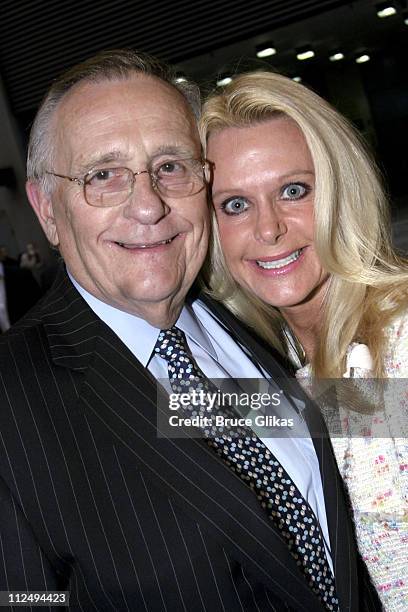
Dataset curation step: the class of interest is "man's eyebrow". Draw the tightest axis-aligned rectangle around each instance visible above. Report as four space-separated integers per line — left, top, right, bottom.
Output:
75 150 131 174
74 146 199 175
150 145 198 159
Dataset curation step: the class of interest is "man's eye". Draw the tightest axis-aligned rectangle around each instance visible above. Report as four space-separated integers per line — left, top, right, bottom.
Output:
221 197 249 215
157 160 185 175
281 183 309 200
88 169 118 183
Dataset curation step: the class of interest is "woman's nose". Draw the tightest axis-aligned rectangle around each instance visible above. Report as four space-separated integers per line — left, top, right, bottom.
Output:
254 203 287 244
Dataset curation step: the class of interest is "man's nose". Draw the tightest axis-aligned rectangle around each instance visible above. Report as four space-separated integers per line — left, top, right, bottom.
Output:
254 202 287 244
122 172 169 224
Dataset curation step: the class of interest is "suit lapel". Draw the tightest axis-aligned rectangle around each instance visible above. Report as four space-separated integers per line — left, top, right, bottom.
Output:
40 270 329 610
79 335 327 611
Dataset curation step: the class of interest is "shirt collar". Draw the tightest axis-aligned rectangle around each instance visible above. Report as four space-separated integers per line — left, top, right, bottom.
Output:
176 302 217 360
67 270 217 366
68 271 160 367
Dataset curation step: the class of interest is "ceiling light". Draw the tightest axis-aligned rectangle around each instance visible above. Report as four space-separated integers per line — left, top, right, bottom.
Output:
296 48 315 61
216 76 233 87
329 52 344 62
355 54 370 64
174 76 187 83
376 3 397 18
256 45 277 58
292 76 302 83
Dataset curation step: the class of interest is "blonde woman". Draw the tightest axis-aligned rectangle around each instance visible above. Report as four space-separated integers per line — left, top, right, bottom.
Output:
200 71 408 610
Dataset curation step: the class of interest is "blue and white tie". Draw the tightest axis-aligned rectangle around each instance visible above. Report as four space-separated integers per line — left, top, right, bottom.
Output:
154 326 339 611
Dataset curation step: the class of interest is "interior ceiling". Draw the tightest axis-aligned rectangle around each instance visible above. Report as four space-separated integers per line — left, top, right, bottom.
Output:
0 0 406 120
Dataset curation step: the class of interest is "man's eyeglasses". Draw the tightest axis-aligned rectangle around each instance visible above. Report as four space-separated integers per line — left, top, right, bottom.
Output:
46 157 211 207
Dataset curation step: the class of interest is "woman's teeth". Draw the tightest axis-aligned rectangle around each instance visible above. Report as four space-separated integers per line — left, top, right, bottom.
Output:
256 248 303 269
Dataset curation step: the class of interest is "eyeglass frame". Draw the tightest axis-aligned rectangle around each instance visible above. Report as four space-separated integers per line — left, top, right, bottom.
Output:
45 157 212 207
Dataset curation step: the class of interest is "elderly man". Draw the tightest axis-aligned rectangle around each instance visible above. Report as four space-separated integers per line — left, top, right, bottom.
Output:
0 51 380 611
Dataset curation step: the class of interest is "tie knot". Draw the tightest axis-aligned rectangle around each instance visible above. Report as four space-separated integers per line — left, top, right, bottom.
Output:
154 327 190 362
154 326 205 389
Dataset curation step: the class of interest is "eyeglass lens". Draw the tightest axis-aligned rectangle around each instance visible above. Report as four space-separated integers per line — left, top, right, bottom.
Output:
84 159 205 207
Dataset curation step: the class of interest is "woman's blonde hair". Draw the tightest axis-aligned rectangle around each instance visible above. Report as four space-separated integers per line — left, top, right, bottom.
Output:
199 71 408 377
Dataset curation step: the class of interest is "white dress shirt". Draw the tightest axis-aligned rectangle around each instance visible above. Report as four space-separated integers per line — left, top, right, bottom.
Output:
69 272 333 571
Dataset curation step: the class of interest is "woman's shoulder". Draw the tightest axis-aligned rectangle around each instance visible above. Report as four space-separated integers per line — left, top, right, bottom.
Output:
294 310 408 379
383 309 408 377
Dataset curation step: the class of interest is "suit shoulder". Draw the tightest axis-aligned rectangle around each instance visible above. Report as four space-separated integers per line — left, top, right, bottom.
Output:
0 316 48 371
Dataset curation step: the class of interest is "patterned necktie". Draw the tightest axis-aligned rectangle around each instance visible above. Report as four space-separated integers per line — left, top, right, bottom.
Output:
154 327 339 611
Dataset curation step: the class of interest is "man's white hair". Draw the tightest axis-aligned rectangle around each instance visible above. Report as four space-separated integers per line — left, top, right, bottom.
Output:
27 49 201 194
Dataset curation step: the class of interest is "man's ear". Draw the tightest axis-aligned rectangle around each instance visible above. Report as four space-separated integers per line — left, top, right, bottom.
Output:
26 180 59 246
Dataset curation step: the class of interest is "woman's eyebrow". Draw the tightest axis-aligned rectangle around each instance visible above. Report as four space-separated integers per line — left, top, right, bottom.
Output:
277 170 315 179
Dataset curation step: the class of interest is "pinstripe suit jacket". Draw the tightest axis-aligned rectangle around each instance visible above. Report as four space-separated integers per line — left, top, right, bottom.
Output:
0 267 381 611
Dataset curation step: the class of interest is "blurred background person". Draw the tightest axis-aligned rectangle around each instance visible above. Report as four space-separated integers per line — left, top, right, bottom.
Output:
19 241 41 270
0 246 12 332
0 243 42 330
200 70 408 610
0 245 17 267
19 241 43 285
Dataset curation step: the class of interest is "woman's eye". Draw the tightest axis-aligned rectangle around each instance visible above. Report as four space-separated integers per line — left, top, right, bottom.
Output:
281 183 309 200
220 197 249 215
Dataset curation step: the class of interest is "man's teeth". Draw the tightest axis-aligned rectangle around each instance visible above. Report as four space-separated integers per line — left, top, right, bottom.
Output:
117 238 173 248
256 248 303 269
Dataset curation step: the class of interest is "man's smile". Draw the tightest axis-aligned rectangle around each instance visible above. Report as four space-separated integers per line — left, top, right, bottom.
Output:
114 235 179 249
